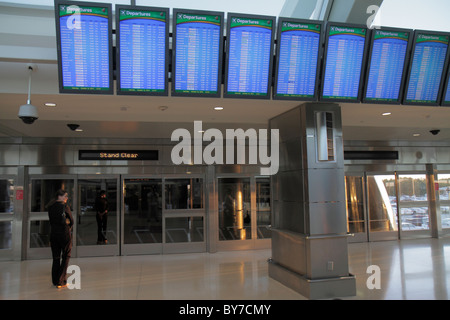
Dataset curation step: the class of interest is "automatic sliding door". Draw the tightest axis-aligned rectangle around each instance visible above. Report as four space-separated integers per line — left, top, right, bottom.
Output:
27 176 75 259
164 177 205 253
0 176 15 260
398 174 431 239
366 174 398 241
122 178 163 255
345 175 367 242
76 176 119 257
437 174 450 236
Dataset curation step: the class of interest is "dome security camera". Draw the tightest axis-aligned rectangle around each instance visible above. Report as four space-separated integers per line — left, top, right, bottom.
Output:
67 124 80 131
18 103 39 124
430 129 441 136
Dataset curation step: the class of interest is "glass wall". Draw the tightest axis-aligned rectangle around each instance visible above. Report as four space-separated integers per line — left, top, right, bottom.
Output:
165 217 204 243
29 178 75 248
345 176 365 234
123 179 163 244
165 178 203 210
0 179 14 250
218 178 251 241
436 174 450 229
256 177 271 239
398 174 429 231
77 178 118 246
367 174 398 234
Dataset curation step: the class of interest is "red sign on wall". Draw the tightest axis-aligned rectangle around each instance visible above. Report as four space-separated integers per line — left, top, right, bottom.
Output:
16 189 23 200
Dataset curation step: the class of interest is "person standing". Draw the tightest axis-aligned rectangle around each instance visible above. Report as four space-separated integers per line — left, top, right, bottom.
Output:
95 190 108 244
47 189 73 288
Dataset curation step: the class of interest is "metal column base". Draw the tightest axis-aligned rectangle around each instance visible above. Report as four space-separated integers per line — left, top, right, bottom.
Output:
268 260 356 300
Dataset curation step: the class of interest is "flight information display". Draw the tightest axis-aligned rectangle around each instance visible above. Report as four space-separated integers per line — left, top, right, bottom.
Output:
117 6 169 95
172 10 223 97
364 29 411 103
55 1 113 94
442 67 450 105
274 19 322 100
321 24 367 102
225 14 275 98
404 31 450 105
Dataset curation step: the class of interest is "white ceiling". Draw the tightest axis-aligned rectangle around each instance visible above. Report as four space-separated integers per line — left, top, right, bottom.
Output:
1 1 450 143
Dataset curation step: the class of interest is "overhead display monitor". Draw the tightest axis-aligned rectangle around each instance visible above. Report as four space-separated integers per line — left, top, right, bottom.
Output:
116 5 169 96
172 9 224 97
403 30 450 105
274 18 323 101
363 27 412 104
320 23 369 102
224 13 276 99
54 0 113 94
441 66 450 106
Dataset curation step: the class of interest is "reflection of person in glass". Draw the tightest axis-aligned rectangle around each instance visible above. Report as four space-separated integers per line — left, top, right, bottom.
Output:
223 188 236 238
47 189 73 288
95 190 108 244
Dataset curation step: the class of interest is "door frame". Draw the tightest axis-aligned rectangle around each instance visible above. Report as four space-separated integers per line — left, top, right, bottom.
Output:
75 174 121 257
344 172 369 243
213 173 271 252
120 172 207 256
26 174 76 260
396 171 432 240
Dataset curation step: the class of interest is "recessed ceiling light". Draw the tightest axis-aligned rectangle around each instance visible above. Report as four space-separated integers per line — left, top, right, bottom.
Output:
75 128 83 132
214 106 224 111
382 112 391 116
413 133 420 137
45 102 57 107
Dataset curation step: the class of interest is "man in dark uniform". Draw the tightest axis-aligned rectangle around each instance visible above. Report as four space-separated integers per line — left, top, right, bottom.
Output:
95 190 108 244
47 189 73 288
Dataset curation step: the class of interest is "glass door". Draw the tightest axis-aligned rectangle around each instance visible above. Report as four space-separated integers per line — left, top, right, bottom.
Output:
121 175 206 255
27 175 75 259
0 176 15 260
216 175 271 251
163 177 206 253
436 173 450 236
122 177 163 255
345 175 368 242
76 175 120 257
398 173 431 239
366 174 399 241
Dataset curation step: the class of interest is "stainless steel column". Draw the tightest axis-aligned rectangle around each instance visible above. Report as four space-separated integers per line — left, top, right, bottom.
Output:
268 103 356 299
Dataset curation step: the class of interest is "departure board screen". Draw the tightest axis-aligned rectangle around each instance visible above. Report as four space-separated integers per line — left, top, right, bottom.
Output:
224 13 275 99
404 31 450 105
363 28 411 104
172 9 223 97
274 18 322 100
55 1 113 94
321 24 368 102
442 67 450 106
116 6 169 95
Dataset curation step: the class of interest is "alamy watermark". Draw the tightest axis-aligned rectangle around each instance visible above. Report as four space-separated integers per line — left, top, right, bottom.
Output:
170 121 279 176
366 5 381 29
366 265 381 290
66 265 81 289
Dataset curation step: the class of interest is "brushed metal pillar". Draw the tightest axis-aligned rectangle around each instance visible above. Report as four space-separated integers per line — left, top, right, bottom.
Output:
268 103 356 299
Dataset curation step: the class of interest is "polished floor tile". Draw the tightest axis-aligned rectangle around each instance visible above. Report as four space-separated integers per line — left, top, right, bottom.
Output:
1 238 450 300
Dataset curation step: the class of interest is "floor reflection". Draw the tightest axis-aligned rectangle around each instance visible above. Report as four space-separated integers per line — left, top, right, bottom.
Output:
1 238 450 299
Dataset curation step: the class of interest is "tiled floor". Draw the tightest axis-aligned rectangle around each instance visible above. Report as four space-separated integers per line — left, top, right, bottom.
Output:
1 238 450 300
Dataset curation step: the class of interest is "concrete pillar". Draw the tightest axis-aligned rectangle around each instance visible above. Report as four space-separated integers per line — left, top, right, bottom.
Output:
268 103 356 299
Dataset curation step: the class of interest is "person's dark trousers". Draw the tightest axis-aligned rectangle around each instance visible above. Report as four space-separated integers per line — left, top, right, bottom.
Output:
96 213 108 242
50 232 72 286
